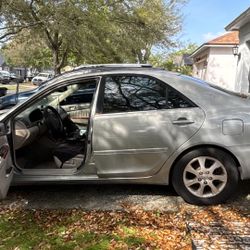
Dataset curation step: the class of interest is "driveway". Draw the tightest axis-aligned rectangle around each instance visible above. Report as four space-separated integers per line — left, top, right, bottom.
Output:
2 183 184 211
1 180 249 211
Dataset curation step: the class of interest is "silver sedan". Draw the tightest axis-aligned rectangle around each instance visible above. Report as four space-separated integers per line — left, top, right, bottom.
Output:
0 64 248 205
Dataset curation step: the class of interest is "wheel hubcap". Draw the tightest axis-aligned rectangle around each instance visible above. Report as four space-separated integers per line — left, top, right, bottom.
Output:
183 156 228 198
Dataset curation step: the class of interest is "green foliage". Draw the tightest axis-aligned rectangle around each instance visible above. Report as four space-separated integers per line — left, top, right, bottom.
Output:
124 236 145 247
1 0 186 73
149 43 197 76
0 210 147 250
2 30 52 70
149 54 193 75
178 65 193 75
169 43 198 58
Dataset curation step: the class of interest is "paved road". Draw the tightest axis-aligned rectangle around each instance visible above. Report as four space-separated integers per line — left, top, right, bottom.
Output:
1 180 249 211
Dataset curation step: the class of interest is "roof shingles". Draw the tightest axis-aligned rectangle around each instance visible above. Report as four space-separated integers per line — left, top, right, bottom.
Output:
206 31 239 45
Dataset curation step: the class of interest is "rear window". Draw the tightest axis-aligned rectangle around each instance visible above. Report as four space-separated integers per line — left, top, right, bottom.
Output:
181 75 250 99
38 73 49 77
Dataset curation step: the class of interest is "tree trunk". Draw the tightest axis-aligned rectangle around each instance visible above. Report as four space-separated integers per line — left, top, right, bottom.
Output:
143 48 151 63
137 48 151 64
52 48 61 75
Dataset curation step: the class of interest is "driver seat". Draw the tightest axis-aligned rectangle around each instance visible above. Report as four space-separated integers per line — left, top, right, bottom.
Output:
53 143 84 168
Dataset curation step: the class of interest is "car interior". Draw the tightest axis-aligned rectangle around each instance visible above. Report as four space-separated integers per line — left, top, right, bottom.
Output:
12 79 97 170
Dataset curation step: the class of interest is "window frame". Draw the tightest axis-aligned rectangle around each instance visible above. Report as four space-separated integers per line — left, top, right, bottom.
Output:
9 76 101 173
3 77 100 122
97 74 197 114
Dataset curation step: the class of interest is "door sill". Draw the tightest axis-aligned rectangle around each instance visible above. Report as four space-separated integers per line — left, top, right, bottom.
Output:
20 168 78 176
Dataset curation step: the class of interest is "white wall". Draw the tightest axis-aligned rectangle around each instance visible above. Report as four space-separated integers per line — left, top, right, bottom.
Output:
205 47 238 91
192 48 209 80
235 23 250 93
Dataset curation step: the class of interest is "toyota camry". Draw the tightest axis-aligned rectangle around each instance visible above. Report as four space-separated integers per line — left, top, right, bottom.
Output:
0 64 248 205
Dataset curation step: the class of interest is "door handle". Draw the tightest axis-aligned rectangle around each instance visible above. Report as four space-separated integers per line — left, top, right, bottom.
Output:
172 118 194 125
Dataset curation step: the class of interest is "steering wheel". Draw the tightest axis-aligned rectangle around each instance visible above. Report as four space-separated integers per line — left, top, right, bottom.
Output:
44 106 64 139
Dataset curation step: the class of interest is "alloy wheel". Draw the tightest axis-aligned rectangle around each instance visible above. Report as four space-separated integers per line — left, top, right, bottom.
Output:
183 156 228 198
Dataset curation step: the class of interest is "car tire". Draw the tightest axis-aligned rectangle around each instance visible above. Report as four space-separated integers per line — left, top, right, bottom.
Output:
172 148 239 205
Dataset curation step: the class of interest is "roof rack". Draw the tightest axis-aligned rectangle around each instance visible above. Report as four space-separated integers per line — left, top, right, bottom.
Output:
74 64 153 70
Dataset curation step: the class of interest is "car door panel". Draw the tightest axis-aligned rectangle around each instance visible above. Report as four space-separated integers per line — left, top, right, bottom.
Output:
60 89 94 125
93 107 205 177
0 136 13 199
62 103 90 125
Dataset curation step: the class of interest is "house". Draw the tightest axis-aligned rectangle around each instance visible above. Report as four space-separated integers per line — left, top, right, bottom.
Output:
190 32 239 91
172 54 193 67
0 54 9 71
226 7 250 93
0 54 27 78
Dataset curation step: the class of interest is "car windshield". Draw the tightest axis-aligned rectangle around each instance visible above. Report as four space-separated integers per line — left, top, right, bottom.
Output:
15 82 95 119
181 75 250 98
22 84 81 114
37 73 49 77
0 71 10 77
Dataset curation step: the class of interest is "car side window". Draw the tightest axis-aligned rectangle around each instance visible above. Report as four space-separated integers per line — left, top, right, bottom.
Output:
60 83 95 106
102 75 195 113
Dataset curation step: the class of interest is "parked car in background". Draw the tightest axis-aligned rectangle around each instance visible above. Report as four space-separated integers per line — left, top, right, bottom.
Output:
26 71 36 81
0 87 40 110
10 73 24 84
32 72 54 85
0 71 10 84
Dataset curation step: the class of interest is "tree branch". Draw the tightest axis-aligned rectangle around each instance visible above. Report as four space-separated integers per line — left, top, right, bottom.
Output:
0 22 41 31
28 0 55 49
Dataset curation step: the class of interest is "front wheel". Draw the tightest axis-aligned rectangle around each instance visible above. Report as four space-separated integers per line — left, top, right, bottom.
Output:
172 148 239 205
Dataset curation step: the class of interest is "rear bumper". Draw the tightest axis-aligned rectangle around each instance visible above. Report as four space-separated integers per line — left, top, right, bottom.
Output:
228 145 250 180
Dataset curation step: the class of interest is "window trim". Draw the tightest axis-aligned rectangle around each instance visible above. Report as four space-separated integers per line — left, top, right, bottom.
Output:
97 74 197 114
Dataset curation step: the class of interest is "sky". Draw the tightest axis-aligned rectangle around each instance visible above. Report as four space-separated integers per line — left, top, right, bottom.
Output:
181 0 250 45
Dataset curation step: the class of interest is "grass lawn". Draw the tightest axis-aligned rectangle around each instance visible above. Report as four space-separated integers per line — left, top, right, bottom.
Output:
0 207 190 250
0 82 35 93
0 201 249 250
0 193 249 250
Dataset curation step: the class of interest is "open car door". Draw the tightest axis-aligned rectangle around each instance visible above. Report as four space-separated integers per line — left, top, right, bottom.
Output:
0 125 13 199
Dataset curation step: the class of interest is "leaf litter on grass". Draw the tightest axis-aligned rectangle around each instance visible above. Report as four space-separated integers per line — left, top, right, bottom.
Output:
0 205 191 250
0 195 249 250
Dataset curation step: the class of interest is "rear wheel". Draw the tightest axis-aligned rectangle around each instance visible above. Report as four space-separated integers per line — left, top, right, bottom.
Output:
172 148 239 205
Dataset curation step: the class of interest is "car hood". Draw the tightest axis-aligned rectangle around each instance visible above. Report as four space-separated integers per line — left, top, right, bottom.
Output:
33 76 48 80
